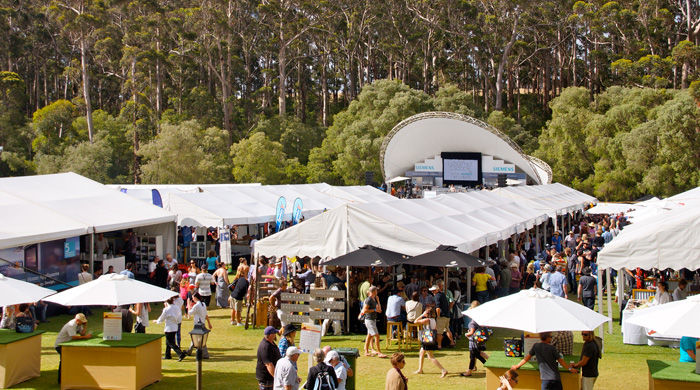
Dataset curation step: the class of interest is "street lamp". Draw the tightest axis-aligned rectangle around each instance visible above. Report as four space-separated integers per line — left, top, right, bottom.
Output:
189 322 210 390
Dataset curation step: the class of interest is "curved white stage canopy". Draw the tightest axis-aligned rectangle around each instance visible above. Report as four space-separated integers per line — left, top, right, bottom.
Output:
380 112 551 184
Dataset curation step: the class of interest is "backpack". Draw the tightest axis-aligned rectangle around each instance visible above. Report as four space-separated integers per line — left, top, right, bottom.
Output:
313 369 336 390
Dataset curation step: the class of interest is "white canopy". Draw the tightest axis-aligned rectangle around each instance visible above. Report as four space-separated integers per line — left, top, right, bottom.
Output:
112 183 393 228
597 203 700 270
44 273 177 306
491 183 597 219
585 202 635 215
254 190 549 258
0 173 177 249
0 273 56 306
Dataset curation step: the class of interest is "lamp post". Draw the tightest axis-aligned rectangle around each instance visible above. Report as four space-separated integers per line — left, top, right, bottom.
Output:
189 322 210 390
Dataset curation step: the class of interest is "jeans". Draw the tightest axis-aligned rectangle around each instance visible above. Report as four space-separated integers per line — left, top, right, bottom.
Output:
30 302 48 322
582 296 595 310
541 380 563 390
569 272 578 292
468 345 486 370
475 290 489 304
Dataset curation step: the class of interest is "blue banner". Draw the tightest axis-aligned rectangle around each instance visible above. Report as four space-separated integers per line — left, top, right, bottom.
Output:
151 189 163 208
120 188 127 193
292 197 303 225
275 196 287 232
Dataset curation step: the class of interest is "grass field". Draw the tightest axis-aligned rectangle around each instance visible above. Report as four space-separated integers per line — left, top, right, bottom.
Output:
14 299 679 389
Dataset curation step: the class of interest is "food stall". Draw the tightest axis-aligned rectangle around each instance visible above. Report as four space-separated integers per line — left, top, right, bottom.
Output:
646 359 700 390
485 354 580 390
0 329 45 388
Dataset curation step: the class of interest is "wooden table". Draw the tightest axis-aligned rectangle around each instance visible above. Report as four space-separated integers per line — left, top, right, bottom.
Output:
484 354 580 390
0 329 45 388
59 333 163 390
647 360 700 390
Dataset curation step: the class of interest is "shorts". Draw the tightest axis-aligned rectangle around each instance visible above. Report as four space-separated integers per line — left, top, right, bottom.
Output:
581 376 597 390
233 299 243 313
365 319 379 336
436 317 450 333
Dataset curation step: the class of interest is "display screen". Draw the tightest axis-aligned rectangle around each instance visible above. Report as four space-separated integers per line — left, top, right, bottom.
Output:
441 152 482 186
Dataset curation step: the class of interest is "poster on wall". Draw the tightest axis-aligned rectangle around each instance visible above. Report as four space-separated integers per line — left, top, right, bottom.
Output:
40 239 80 288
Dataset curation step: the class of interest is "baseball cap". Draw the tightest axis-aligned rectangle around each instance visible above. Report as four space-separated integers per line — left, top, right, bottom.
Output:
286 346 302 357
75 313 87 323
324 350 340 363
264 326 279 336
429 285 438 291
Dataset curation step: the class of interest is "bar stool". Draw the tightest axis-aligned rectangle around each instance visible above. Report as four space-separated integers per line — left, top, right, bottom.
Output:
386 321 404 349
405 322 422 348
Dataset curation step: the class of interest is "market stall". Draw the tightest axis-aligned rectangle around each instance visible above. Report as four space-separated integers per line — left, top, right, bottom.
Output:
59 333 163 390
0 329 45 389
485 354 580 390
646 360 700 390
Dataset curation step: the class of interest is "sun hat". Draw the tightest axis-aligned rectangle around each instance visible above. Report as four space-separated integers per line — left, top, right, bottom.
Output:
286 346 302 357
282 324 298 336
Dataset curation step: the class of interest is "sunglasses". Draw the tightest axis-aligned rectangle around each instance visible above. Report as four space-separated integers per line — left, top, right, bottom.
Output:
581 332 592 337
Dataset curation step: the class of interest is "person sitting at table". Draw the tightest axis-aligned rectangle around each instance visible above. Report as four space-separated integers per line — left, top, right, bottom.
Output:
653 281 672 305
680 336 698 362
55 313 92 384
0 305 16 329
673 279 689 301
15 304 37 331
405 292 423 324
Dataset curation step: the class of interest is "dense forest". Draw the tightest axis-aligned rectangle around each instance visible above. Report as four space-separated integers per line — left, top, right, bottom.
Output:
0 0 698 200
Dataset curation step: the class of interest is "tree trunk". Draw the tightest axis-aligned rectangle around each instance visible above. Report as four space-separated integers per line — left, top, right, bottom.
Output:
278 40 287 116
321 55 328 127
131 59 141 184
80 39 94 143
495 16 518 111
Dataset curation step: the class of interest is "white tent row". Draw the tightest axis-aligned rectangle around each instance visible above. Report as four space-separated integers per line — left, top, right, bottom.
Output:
491 182 596 219
585 202 636 215
110 183 395 228
626 188 700 223
0 173 178 250
254 191 550 258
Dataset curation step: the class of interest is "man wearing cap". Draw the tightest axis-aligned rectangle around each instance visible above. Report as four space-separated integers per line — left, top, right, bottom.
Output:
325 350 347 390
273 346 302 390
258 326 282 390
55 313 92 383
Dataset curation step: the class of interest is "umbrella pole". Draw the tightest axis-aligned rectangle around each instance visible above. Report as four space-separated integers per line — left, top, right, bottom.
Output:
466 267 472 303
596 268 604 339
606 268 613 334
90 232 95 273
346 266 350 334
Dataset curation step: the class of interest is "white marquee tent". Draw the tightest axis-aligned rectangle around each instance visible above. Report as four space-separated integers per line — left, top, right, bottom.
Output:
0 173 177 250
585 202 636 215
491 183 596 220
254 191 550 259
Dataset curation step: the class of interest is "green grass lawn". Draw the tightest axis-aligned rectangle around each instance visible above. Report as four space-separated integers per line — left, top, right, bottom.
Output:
13 299 681 389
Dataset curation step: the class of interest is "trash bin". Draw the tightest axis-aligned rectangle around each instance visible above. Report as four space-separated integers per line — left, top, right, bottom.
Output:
335 347 359 390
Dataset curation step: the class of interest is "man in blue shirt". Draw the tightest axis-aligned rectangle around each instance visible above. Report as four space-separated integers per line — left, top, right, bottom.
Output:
119 263 135 279
548 266 568 298
680 336 698 362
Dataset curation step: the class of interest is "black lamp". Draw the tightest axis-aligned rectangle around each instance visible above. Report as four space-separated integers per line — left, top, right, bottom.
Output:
189 322 210 390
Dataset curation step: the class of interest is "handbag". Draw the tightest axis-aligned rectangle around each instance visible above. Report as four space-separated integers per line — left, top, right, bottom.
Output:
419 327 438 350
473 327 493 344
15 316 34 333
503 337 523 357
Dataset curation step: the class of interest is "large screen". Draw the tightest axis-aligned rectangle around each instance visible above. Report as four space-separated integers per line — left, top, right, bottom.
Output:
441 152 482 186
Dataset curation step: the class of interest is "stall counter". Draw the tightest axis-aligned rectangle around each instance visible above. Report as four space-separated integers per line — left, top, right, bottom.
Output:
647 359 700 390
0 329 45 389
59 333 163 390
485 354 580 390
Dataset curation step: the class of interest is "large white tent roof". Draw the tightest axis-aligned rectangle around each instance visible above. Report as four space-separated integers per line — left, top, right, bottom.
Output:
110 183 395 227
585 202 635 215
254 190 550 258
0 173 177 249
491 183 596 219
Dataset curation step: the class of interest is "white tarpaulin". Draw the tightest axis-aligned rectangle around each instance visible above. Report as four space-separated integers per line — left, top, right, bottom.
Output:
597 203 700 270
0 172 177 249
491 183 596 219
585 202 635 215
254 190 549 258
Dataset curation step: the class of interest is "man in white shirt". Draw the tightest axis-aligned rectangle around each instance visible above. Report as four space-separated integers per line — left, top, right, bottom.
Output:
195 270 215 307
673 279 689 301
273 346 302 390
165 253 177 270
55 314 91 383
154 296 186 361
325 350 348 390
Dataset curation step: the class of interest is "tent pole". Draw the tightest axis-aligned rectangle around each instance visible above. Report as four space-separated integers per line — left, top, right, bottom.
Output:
596 267 604 339
535 224 541 253
254 254 260 329
90 232 95 273
606 268 613 334
444 267 448 290
345 266 350 334
466 267 472 303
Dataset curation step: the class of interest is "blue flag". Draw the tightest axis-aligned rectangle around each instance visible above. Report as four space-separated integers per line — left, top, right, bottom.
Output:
151 189 163 208
275 196 287 232
292 197 303 225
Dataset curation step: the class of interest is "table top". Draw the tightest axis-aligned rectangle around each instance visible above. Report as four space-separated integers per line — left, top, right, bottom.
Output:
0 329 45 345
485 353 579 372
60 332 162 348
647 360 700 383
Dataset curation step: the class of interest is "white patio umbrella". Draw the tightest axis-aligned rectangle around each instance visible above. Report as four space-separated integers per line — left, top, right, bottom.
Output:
625 295 700 338
44 273 177 307
463 288 610 333
0 273 55 307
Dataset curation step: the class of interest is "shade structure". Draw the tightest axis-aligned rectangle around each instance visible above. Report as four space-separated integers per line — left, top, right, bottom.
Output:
405 245 485 268
44 273 177 307
321 245 411 267
625 295 700 338
0 273 55 306
462 288 610 333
